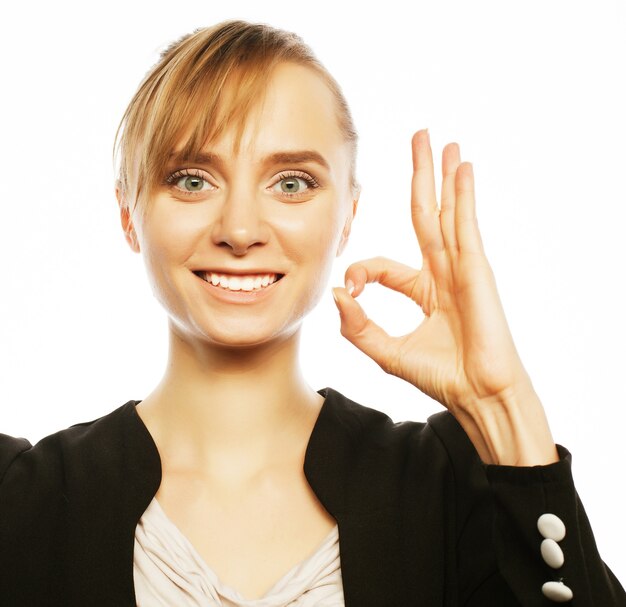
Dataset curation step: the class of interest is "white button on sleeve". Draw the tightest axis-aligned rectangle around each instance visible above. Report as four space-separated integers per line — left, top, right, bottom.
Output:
542 581 573 602
541 538 564 569
537 513 566 541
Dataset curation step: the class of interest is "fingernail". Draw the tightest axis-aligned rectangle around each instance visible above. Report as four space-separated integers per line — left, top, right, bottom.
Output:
424 128 430 144
332 288 340 304
345 279 355 296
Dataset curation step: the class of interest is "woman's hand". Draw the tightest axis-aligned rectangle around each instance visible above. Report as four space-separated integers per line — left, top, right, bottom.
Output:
332 129 558 466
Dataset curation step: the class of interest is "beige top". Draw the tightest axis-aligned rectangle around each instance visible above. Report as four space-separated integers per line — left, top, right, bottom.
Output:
133 497 345 606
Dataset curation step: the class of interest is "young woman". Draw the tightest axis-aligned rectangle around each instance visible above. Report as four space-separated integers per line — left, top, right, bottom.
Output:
1 19 624 606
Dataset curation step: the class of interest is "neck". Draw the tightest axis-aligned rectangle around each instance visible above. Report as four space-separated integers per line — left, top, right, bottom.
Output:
137 321 323 480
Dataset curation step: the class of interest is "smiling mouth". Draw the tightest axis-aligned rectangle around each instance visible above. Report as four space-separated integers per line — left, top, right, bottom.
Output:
193 271 285 292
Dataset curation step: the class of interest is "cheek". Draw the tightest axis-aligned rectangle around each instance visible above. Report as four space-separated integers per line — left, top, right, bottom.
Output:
143 205 206 260
273 203 343 264
272 203 343 308
138 206 206 292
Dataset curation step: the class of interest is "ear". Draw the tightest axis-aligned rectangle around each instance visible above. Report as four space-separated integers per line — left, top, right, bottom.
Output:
336 194 359 257
116 180 140 253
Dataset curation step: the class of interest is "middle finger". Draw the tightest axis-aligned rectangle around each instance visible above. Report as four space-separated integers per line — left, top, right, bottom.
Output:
410 129 444 257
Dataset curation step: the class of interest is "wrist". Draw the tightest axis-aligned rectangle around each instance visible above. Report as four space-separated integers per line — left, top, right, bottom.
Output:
453 383 559 466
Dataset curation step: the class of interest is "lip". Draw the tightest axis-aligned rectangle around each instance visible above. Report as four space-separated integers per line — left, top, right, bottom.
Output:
192 270 283 304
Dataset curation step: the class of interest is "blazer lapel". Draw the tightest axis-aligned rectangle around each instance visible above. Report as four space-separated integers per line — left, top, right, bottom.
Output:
64 401 162 604
305 388 411 606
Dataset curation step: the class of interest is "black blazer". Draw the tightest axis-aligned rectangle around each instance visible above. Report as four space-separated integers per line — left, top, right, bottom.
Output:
0 387 624 606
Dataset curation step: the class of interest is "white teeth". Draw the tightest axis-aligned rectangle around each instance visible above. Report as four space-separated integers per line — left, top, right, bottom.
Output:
201 272 279 291
228 276 242 291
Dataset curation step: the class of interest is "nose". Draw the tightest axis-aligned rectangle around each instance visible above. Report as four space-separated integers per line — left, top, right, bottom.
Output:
211 186 270 255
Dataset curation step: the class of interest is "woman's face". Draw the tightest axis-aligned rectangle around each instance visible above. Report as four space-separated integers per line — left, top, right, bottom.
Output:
119 62 358 348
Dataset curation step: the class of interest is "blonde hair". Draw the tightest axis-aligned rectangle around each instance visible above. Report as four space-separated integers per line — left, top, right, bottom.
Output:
113 19 360 219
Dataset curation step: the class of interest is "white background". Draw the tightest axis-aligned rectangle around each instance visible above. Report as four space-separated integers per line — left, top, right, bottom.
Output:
1 0 624 584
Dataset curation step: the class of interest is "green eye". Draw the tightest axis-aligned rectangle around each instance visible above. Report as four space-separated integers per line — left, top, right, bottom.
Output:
182 175 207 192
280 177 303 193
164 169 214 197
272 172 319 198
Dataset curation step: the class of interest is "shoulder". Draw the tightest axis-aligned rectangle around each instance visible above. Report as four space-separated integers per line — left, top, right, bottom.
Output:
313 386 482 466
306 387 487 515
0 434 31 484
0 400 157 491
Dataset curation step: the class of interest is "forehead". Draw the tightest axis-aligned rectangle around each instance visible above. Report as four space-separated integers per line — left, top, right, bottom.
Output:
251 62 344 145
172 63 348 167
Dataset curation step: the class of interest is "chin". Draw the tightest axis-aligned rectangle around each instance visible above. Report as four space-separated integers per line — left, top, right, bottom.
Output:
176 315 301 351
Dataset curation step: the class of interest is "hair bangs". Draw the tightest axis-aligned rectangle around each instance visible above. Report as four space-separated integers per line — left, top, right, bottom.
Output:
137 62 274 218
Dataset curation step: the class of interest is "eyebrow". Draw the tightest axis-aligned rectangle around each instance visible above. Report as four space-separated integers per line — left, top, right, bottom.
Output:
168 149 330 172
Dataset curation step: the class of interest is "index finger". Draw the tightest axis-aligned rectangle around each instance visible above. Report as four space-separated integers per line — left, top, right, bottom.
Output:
344 256 420 300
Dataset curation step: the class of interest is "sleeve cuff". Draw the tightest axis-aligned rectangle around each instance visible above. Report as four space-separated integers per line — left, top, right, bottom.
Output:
483 444 573 485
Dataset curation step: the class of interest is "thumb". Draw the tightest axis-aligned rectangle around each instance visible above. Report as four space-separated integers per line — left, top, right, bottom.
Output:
331 286 397 372
332 286 367 335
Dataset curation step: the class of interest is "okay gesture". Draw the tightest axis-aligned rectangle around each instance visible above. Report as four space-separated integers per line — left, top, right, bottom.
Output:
332 129 558 466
